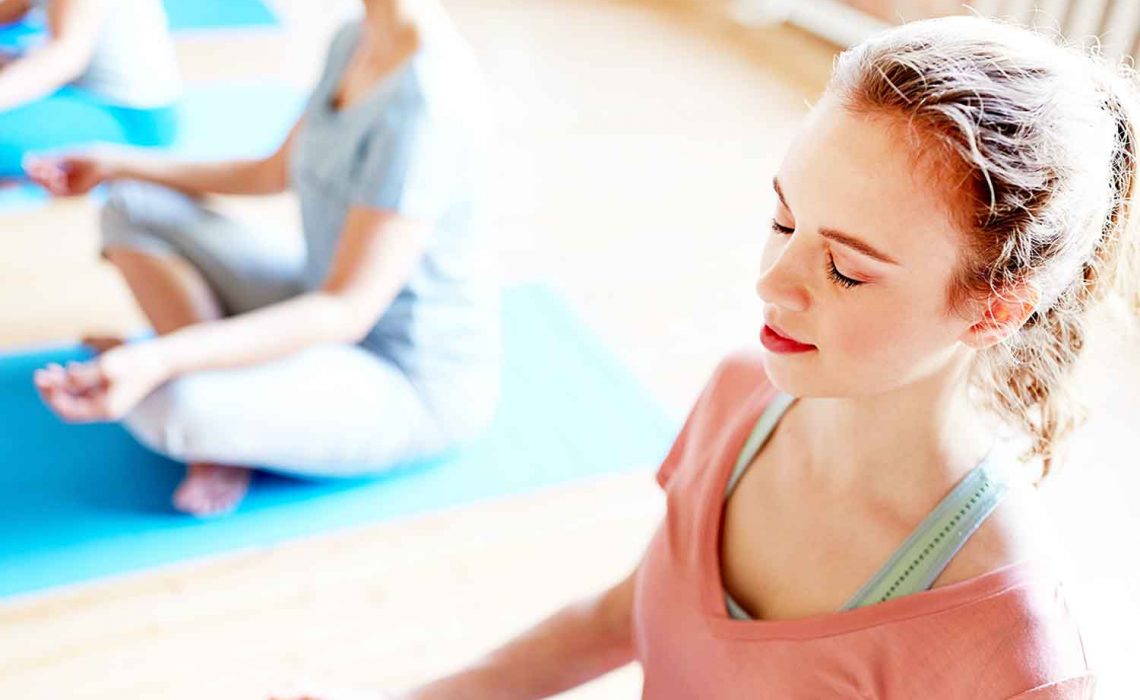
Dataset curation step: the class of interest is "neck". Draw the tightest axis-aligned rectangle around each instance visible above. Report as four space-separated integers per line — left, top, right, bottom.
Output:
790 348 994 508
361 0 419 38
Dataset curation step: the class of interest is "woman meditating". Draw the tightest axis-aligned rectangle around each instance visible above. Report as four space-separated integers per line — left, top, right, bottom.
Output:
30 0 500 517
280 15 1134 699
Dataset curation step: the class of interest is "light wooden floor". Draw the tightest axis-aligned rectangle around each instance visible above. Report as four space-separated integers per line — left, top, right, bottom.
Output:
1 0 1137 697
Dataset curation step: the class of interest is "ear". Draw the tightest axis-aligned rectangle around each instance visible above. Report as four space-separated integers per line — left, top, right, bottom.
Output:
959 283 1040 350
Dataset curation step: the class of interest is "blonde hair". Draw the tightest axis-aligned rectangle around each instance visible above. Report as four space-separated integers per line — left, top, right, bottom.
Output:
829 16 1140 479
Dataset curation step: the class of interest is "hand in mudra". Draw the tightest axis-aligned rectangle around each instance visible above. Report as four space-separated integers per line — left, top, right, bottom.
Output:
24 150 116 197
34 343 168 422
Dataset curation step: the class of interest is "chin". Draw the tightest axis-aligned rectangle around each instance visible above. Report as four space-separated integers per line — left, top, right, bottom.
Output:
758 350 821 398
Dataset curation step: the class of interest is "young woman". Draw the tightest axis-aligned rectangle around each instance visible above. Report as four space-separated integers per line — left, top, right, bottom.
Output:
277 15 1137 699
0 0 180 178
29 0 500 517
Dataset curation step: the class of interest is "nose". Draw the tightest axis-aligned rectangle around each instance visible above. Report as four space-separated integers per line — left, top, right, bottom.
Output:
755 236 810 313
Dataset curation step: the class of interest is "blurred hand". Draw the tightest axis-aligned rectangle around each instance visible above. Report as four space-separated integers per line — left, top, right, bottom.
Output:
34 343 170 422
23 150 117 197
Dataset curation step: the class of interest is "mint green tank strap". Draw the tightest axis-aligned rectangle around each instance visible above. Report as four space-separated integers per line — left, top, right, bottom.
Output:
840 458 1008 609
721 393 1010 620
724 392 795 497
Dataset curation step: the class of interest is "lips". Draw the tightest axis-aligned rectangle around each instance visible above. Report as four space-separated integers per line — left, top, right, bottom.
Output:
760 321 816 354
761 321 807 346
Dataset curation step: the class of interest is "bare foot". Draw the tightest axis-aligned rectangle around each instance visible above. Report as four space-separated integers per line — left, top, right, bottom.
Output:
81 335 126 354
172 463 251 517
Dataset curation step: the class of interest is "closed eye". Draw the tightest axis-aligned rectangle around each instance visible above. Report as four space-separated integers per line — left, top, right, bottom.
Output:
769 219 865 289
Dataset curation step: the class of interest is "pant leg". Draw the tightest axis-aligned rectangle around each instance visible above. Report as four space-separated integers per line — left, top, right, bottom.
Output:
100 183 456 475
100 180 306 314
122 343 454 478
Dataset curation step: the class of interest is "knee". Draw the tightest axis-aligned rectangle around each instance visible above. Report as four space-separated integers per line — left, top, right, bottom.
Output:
99 182 149 254
99 181 194 255
122 378 212 462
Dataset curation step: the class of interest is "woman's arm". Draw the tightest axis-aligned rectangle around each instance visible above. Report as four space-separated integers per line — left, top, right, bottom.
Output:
35 206 428 422
0 0 102 109
100 119 302 196
26 120 302 197
402 571 638 700
147 206 426 377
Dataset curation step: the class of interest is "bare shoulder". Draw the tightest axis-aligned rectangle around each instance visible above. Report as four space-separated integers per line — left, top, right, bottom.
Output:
931 474 1055 589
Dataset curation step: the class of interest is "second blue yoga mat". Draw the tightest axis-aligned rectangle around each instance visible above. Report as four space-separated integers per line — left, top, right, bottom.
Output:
0 83 303 212
0 0 277 49
0 285 676 599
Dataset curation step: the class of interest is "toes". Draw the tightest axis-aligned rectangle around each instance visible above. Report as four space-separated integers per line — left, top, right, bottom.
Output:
171 483 203 515
172 467 250 518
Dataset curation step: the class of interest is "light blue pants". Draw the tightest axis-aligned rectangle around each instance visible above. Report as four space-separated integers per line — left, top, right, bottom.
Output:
101 182 493 478
0 87 178 178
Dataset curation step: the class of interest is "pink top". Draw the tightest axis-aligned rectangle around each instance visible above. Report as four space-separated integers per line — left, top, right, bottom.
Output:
631 349 1095 699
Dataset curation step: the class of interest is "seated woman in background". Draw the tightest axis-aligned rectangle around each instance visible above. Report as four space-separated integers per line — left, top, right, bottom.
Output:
0 0 181 178
280 15 1135 700
28 0 500 517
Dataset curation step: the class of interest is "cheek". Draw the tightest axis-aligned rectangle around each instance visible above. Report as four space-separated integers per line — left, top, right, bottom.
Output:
826 299 903 360
825 294 949 371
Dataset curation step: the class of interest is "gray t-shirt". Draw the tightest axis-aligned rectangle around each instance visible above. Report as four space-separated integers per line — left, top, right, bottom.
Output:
290 20 500 386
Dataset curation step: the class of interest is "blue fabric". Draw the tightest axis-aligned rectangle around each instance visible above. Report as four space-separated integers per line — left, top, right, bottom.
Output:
0 87 178 178
0 284 676 598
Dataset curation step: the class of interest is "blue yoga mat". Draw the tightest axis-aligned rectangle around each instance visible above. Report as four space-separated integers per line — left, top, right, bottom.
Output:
0 83 303 212
0 0 277 49
161 0 278 31
0 285 676 599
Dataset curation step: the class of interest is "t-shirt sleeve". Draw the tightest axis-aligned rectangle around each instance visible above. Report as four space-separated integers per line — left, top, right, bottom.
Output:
656 349 772 489
654 403 699 489
655 360 727 489
1004 674 1096 699
350 99 456 224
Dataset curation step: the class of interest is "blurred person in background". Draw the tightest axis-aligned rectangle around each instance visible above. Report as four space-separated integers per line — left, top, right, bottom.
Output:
28 0 500 517
0 0 180 179
277 15 1136 700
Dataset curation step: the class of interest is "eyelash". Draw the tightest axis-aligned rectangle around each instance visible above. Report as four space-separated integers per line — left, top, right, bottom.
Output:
769 220 864 289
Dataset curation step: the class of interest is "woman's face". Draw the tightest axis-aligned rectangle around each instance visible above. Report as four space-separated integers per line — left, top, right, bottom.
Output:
757 97 981 398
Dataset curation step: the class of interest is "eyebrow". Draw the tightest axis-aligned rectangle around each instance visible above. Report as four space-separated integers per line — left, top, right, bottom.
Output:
772 177 901 266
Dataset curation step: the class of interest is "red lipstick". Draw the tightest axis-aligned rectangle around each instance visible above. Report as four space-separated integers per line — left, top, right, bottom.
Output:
760 323 816 354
